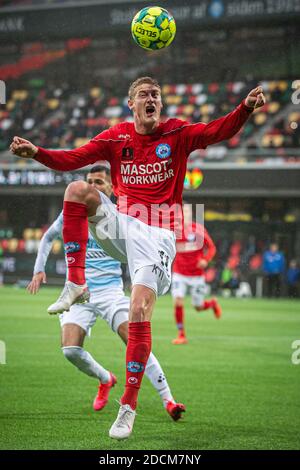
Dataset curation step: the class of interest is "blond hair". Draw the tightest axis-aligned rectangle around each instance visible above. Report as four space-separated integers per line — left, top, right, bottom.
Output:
128 76 161 100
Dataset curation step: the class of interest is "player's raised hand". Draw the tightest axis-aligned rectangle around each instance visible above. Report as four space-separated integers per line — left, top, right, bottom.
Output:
9 136 38 158
245 86 266 109
27 272 47 295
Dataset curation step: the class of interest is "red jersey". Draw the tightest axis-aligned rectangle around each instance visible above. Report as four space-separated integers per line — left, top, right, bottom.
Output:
173 223 216 276
35 101 252 232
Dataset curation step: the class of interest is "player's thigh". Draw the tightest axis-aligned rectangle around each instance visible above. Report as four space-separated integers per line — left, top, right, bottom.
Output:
126 219 176 297
190 276 207 307
88 190 127 263
61 323 86 347
60 302 97 346
93 288 130 334
171 273 188 300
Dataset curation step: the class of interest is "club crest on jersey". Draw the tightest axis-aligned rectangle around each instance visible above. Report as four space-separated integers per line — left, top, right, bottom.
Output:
127 361 144 373
156 143 171 159
65 242 80 253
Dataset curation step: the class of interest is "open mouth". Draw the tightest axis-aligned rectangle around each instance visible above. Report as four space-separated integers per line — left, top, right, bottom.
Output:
146 105 155 117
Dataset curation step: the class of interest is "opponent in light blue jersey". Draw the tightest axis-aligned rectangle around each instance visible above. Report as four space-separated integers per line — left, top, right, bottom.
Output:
28 165 185 421
33 211 123 293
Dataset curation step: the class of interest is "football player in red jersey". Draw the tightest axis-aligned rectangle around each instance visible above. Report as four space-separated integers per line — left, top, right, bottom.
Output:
171 204 221 345
10 77 265 439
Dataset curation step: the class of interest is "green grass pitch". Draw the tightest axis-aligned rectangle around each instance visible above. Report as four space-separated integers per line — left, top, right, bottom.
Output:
0 286 299 450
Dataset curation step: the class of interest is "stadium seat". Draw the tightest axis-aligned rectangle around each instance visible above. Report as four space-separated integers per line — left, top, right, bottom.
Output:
227 256 240 269
249 254 262 271
205 267 217 283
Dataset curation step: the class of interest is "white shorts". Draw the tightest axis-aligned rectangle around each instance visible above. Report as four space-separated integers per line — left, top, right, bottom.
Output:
88 191 176 296
171 273 207 307
59 287 129 336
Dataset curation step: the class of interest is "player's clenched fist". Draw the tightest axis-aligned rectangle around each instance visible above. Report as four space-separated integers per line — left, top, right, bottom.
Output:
245 86 266 109
9 136 38 158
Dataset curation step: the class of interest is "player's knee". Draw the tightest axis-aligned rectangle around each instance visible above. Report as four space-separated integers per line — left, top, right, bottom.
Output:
174 298 184 307
194 305 204 312
62 346 82 364
65 180 90 202
130 300 148 322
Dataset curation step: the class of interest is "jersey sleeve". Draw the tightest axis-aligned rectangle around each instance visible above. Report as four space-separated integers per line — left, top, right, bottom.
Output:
200 228 216 263
33 212 63 274
183 101 253 154
34 128 113 171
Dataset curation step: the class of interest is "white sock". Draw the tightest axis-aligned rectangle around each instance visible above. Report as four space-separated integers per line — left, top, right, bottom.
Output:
145 352 174 408
62 346 110 383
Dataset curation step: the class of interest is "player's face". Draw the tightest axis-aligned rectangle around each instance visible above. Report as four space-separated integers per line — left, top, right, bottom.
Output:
128 84 162 132
86 171 112 197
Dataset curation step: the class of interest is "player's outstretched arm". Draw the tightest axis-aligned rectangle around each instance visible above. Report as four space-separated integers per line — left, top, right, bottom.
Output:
10 129 112 171
185 86 266 152
27 213 63 295
10 136 38 158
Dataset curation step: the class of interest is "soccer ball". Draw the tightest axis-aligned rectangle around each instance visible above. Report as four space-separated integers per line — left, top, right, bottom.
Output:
131 6 176 51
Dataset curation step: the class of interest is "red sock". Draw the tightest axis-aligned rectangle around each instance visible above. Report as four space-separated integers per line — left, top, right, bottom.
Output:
121 321 151 410
175 305 185 336
202 299 214 310
63 201 88 285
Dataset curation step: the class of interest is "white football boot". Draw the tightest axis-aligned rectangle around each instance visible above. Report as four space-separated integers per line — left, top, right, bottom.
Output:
47 281 89 314
109 404 136 440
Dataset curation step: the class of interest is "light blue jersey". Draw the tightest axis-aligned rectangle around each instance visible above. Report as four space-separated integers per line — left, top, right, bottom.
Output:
33 211 123 293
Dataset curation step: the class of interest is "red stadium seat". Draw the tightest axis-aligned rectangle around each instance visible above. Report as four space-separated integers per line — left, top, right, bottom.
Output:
230 242 242 256
249 254 262 270
205 267 217 283
228 256 240 269
17 239 26 252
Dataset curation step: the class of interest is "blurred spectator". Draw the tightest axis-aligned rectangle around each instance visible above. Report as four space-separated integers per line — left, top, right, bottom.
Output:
220 262 232 288
263 243 286 297
230 269 241 293
286 260 300 298
220 264 240 296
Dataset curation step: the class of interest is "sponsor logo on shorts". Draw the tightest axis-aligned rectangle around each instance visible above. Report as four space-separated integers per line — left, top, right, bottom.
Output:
127 361 144 373
65 242 80 254
128 377 138 385
67 256 75 265
158 373 166 384
159 250 169 268
156 143 171 159
152 264 165 281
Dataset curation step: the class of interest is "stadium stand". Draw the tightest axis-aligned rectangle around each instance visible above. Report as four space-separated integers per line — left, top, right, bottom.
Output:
0 22 299 294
